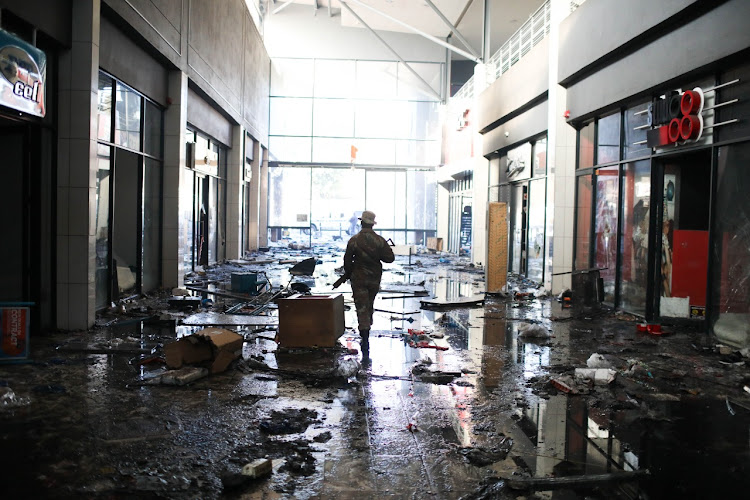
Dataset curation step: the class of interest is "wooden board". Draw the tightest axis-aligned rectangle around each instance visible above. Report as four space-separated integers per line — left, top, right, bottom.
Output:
487 202 508 293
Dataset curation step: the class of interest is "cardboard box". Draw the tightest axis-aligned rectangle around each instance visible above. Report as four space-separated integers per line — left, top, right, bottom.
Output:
427 237 443 252
164 328 244 373
277 294 344 348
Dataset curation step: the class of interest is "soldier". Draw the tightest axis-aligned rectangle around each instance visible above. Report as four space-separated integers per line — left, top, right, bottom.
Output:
334 211 394 350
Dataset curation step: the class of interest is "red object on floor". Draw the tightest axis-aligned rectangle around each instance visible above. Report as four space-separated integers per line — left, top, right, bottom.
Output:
647 324 662 335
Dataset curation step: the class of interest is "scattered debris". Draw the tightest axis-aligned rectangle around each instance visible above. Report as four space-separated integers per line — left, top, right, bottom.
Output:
460 437 513 466
242 458 273 479
420 295 484 309
259 408 319 435
0 386 30 408
154 366 209 386
164 328 244 374
518 322 550 338
504 469 651 491
587 353 612 368
575 368 617 385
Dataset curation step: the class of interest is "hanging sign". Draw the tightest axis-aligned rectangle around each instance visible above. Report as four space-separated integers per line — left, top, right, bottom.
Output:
0 28 46 117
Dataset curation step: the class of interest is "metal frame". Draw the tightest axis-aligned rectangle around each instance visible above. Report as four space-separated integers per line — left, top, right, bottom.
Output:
423 0 480 60
340 0 482 64
338 1 442 101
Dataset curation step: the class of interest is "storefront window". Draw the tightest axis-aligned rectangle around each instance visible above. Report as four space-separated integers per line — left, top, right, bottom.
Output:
142 157 161 292
575 175 593 270
527 179 546 283
115 82 142 150
533 138 547 177
578 122 594 169
594 166 620 303
95 145 111 309
597 112 621 164
711 143 750 347
507 143 532 181
97 73 112 142
510 184 525 274
619 160 651 316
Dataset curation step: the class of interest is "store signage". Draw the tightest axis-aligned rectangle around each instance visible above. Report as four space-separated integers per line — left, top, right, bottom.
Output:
638 79 740 150
646 89 705 147
0 28 46 117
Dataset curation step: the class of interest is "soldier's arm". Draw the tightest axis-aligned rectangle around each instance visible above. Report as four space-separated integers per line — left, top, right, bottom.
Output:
380 237 395 263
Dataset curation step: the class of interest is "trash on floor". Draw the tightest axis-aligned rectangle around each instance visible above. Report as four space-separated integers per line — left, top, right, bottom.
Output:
151 366 209 386
575 367 617 385
518 322 551 338
241 458 273 479
504 469 651 491
586 353 612 368
164 327 244 374
459 437 513 466
420 294 484 309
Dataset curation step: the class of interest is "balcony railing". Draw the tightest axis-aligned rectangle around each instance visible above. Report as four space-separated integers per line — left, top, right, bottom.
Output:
449 0 586 103
486 0 551 84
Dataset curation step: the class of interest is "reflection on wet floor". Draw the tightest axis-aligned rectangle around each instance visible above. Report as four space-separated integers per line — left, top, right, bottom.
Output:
1 250 749 498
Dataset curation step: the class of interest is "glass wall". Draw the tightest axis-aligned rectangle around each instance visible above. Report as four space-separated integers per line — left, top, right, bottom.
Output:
619 160 650 315
594 166 619 303
575 175 593 270
527 179 546 282
269 58 442 166
96 71 163 305
712 143 750 347
267 166 436 246
95 145 111 310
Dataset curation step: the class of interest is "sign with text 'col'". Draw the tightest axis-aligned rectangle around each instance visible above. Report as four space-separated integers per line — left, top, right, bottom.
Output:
0 28 46 118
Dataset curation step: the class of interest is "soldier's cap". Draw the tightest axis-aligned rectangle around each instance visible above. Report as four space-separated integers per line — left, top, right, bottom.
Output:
359 210 376 225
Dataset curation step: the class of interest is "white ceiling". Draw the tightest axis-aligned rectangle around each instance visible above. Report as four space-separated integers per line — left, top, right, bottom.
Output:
268 0 542 60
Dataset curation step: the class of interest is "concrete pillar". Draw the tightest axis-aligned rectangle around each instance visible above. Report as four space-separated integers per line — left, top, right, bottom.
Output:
472 155 489 267
548 0 578 294
162 71 187 288
226 126 245 260
57 0 100 330
258 146 269 248
247 140 261 251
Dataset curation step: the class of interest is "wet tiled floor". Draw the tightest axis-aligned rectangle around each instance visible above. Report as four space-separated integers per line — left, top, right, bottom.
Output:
1 250 749 498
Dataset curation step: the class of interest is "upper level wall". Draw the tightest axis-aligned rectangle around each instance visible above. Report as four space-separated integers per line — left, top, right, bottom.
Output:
557 0 701 86
104 0 270 144
263 4 444 63
478 37 549 134
561 0 750 122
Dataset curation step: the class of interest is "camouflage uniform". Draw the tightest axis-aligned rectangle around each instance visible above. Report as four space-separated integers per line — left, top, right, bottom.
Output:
343 228 395 340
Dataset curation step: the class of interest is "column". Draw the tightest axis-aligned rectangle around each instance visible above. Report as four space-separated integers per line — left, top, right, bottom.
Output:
247 140 261 251
258 146 269 248
548 0 577 294
57 0 100 330
162 70 187 288
225 125 245 260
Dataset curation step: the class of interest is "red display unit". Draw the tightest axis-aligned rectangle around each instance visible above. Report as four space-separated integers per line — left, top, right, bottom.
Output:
670 230 709 307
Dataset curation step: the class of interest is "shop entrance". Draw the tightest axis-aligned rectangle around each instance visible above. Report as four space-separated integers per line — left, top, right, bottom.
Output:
194 174 209 268
0 126 28 302
509 184 527 275
657 150 711 319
